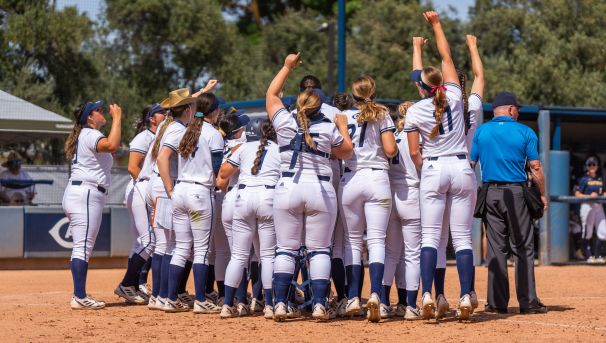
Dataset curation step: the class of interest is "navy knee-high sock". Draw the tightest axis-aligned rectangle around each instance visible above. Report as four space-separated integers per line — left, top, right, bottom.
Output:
217 281 225 298
583 239 592 258
331 258 346 301
455 249 474 297
345 265 362 299
273 273 293 305
471 265 476 292
264 288 273 306
167 264 184 301
192 263 209 302
288 262 302 303
358 261 365 298
595 239 604 257
206 264 215 294
369 262 384 295
407 290 419 308
139 256 152 286
236 269 249 304
122 254 147 287
397 288 407 305
159 254 172 298
70 258 88 298
311 279 330 307
250 262 263 300
224 285 237 307
434 268 446 296
420 247 437 294
179 260 192 294
381 285 391 305
151 253 163 297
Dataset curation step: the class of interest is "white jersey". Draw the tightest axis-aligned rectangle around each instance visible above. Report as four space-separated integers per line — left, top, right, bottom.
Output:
129 129 155 181
465 93 482 152
272 107 344 176
70 127 113 187
223 138 245 188
291 103 340 121
388 130 420 187
227 140 281 187
177 122 224 187
343 109 395 171
403 82 467 158
153 120 187 179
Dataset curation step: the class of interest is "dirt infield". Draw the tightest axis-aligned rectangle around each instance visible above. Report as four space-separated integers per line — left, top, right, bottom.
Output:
1 265 605 342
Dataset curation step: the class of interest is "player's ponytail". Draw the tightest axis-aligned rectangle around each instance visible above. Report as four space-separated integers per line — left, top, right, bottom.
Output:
134 105 152 134
65 104 85 160
151 115 173 161
179 93 216 160
295 89 319 149
251 120 276 175
397 101 415 133
421 66 448 139
458 70 470 135
352 75 388 125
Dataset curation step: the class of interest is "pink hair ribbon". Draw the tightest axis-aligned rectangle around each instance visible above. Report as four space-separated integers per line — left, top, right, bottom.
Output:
430 85 447 93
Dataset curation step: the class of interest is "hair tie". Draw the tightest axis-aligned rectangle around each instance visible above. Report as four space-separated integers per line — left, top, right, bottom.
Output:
218 128 227 137
430 85 447 93
194 111 205 118
364 98 372 103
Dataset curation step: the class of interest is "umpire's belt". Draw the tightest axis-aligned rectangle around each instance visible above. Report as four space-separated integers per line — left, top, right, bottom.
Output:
71 180 107 194
486 181 524 187
426 154 467 161
282 171 330 182
238 184 276 190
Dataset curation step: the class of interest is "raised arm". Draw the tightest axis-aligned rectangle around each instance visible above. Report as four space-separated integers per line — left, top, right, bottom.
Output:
266 53 302 120
193 79 218 98
466 35 484 98
423 11 458 85
96 104 122 153
412 37 428 71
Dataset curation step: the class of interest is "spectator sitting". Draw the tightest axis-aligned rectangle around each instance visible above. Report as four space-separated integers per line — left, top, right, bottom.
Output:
0 152 35 205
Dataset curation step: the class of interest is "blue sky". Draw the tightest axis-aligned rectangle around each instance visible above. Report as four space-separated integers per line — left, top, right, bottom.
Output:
56 0 475 21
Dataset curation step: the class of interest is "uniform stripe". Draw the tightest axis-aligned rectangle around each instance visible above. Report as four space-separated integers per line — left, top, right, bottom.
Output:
470 93 483 102
444 82 462 91
403 127 419 132
380 126 396 133
129 148 147 154
84 189 90 261
332 138 344 147
94 136 104 153
271 108 288 124
162 143 178 152
203 191 214 265
227 159 240 167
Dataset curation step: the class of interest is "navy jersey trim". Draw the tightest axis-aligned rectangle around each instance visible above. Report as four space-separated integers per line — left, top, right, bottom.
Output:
129 148 147 154
227 159 240 167
445 82 462 91
470 93 482 102
380 126 396 133
94 135 105 153
403 127 419 132
162 143 178 152
272 108 288 124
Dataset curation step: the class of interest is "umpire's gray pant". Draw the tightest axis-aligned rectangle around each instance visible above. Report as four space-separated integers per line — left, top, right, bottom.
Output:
485 184 540 310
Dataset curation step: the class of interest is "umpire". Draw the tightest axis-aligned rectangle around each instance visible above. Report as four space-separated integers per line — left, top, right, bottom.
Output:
470 92 547 314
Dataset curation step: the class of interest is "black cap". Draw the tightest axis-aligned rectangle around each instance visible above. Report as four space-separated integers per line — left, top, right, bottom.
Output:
492 92 520 108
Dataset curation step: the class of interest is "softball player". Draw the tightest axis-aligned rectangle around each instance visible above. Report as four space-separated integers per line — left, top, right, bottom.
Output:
430 34 485 318
147 88 197 310
266 53 353 321
339 75 397 323
575 157 606 262
115 103 166 305
63 100 122 309
404 11 476 321
381 102 422 321
218 120 281 319
164 93 224 312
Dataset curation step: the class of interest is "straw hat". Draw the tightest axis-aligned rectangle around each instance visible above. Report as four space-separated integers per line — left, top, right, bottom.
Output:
160 88 197 109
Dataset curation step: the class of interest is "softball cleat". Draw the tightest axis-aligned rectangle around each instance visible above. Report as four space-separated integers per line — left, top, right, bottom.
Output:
114 284 146 304
435 294 449 320
220 304 237 319
193 299 221 314
457 294 473 321
273 302 288 322
394 303 407 317
70 295 105 310
421 292 435 320
312 303 330 321
345 297 361 317
263 305 274 319
163 298 190 312
404 306 422 321
469 290 479 311
380 303 394 319
366 292 381 323
178 291 195 308
237 303 252 316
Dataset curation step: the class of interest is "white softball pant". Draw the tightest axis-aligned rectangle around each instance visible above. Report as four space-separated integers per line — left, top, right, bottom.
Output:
383 183 421 291
339 168 392 266
225 185 276 289
63 183 107 262
581 203 606 240
331 160 345 260
125 179 155 259
170 182 215 267
420 156 476 252
214 188 236 281
149 174 176 257
273 171 337 281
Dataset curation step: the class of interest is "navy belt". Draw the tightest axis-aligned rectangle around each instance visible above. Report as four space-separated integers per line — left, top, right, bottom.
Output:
344 167 382 173
238 184 276 190
282 171 330 182
71 180 107 194
426 154 467 161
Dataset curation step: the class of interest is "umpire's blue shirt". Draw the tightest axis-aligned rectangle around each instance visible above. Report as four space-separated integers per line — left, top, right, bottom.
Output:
470 116 539 183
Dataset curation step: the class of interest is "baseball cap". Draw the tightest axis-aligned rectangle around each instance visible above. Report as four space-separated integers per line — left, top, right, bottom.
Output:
233 110 250 128
492 92 520 108
148 103 166 117
79 100 104 125
586 156 599 166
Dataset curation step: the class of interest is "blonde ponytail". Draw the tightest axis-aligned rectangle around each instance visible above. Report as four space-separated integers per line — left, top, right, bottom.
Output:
151 115 174 161
351 75 387 125
295 89 321 149
65 105 85 160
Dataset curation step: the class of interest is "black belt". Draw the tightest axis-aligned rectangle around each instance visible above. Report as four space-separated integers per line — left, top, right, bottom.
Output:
238 184 276 190
426 154 467 161
282 171 330 182
344 167 383 173
487 181 524 187
176 180 209 187
71 180 107 194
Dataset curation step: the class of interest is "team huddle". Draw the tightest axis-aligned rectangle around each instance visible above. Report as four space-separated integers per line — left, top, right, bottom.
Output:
63 11 487 322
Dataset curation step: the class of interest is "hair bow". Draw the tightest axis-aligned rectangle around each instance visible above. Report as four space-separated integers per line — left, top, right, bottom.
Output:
430 85 447 93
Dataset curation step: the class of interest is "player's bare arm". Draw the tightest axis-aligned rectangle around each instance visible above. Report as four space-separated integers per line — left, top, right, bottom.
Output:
266 52 302 120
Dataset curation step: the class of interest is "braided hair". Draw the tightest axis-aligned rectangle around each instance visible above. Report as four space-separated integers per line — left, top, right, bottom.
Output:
251 120 276 175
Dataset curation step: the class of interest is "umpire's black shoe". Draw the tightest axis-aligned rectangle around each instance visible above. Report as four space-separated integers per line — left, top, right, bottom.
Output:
520 302 547 314
484 303 508 314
